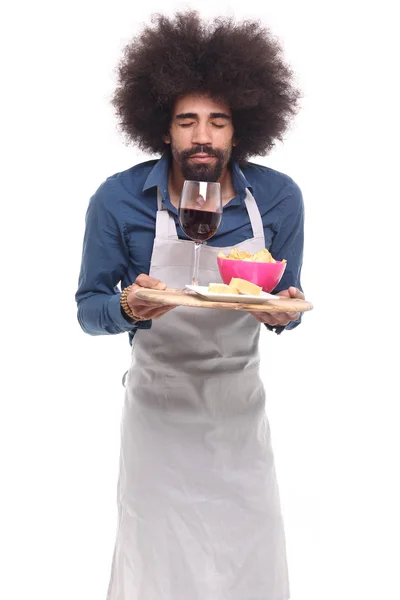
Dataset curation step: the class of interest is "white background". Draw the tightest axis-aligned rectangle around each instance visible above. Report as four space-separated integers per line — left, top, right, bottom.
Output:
1 1 399 599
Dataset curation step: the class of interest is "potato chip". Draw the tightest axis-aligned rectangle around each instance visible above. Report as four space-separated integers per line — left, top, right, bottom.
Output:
233 249 251 260
219 246 286 264
253 249 273 262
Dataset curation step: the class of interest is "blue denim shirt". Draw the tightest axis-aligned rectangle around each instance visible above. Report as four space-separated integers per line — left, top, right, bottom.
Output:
75 155 304 344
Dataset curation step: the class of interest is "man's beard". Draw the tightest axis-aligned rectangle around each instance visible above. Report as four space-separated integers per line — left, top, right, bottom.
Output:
176 145 231 182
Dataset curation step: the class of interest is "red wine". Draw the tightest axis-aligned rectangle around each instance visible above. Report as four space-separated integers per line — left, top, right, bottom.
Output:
179 208 222 241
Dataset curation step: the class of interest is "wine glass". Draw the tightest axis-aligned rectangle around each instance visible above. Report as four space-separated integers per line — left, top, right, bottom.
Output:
178 180 223 286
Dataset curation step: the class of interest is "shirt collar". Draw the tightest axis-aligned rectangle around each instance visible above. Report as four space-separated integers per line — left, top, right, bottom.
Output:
142 153 170 192
142 153 253 199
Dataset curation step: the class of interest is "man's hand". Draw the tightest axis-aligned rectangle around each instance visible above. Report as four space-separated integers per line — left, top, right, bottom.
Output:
126 274 175 321
249 286 304 326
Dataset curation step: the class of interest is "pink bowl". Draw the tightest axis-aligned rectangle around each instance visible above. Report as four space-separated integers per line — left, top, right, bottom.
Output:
217 257 286 293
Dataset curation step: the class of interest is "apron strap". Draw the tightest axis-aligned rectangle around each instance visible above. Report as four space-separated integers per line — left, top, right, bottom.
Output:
243 188 264 239
155 187 178 240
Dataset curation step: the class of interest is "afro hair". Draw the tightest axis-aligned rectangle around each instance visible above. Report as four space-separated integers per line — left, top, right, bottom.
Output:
112 11 301 163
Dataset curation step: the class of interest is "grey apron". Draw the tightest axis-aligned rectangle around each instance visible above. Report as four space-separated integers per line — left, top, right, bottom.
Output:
107 188 289 600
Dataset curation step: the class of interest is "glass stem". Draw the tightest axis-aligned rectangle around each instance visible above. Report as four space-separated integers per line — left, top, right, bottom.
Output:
191 242 202 286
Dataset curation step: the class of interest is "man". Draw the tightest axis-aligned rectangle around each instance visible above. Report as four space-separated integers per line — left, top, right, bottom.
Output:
76 11 305 600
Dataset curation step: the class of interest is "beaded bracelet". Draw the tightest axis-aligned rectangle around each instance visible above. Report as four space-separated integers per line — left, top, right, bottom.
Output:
120 285 146 322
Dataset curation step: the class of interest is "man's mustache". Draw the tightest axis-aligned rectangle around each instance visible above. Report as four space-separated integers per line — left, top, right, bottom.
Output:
181 146 218 159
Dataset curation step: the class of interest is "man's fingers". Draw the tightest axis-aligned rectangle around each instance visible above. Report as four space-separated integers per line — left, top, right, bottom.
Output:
135 274 168 290
249 312 283 325
288 286 305 300
129 297 174 317
276 287 305 300
150 306 176 319
127 280 169 318
286 312 299 319
131 298 159 309
138 305 175 320
249 310 299 325
123 275 172 321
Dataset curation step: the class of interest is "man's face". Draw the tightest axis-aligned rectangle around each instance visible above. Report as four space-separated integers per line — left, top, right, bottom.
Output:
164 94 236 182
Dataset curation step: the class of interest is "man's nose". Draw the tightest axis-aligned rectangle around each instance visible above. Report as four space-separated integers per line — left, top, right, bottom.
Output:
191 123 212 146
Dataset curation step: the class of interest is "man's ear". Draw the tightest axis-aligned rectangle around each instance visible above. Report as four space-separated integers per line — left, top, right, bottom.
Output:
163 133 171 144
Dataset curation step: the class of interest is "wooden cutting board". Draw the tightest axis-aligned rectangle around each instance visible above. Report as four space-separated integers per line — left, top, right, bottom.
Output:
134 288 313 313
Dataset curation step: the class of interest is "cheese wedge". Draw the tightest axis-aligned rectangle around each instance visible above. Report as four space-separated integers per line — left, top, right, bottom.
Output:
208 283 239 294
229 278 262 296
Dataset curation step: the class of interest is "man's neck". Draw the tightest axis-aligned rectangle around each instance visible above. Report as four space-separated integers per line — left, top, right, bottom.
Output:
168 162 236 209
